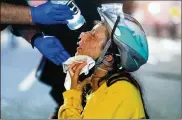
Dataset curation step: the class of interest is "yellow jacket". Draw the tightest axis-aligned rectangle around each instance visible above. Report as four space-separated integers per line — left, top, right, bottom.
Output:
58 80 145 119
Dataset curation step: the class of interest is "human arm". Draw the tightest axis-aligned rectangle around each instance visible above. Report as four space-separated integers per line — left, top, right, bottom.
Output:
10 25 70 65
1 2 74 25
58 62 91 119
58 90 83 119
1 2 32 24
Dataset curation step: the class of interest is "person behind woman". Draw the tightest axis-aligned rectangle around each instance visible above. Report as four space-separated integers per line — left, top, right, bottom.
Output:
58 5 149 119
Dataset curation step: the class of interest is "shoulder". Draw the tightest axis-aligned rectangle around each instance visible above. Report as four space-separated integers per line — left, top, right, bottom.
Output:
107 80 141 100
106 80 144 111
109 80 137 92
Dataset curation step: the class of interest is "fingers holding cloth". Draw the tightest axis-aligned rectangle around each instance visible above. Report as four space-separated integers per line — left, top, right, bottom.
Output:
63 55 95 91
68 61 91 91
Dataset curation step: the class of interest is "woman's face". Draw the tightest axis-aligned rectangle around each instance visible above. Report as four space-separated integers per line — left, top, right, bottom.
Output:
76 23 108 60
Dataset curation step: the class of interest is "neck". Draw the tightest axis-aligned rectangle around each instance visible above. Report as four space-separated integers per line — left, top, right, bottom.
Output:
91 64 112 92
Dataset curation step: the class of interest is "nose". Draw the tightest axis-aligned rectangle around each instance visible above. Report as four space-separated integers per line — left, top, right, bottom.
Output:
78 36 85 47
79 37 86 47
78 32 88 46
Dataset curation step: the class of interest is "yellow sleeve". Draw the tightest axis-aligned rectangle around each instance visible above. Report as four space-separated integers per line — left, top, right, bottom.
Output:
111 81 145 119
58 90 83 119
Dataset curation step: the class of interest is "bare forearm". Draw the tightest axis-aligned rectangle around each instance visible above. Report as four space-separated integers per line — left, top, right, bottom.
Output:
0 2 32 24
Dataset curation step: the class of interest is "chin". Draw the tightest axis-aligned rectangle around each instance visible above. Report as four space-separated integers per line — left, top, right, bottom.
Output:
75 51 81 56
75 53 78 56
75 51 94 59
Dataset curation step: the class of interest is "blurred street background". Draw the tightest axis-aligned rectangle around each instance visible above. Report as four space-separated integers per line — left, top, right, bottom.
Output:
1 0 181 119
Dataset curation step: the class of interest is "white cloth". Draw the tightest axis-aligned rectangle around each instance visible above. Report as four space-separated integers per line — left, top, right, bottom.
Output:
62 55 95 90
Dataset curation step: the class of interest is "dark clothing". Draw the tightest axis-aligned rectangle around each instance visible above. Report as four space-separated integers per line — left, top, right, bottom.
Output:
1 0 27 5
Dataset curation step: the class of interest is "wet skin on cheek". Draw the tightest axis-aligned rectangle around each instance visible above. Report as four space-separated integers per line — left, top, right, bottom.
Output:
76 24 107 58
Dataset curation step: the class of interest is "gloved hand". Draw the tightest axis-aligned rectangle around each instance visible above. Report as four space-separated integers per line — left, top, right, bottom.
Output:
30 2 74 25
34 35 70 65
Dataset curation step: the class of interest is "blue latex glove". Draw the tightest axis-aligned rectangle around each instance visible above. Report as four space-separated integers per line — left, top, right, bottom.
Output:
30 2 74 25
34 35 70 65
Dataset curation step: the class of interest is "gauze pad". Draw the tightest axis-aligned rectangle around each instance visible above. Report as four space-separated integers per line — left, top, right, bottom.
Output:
63 55 95 90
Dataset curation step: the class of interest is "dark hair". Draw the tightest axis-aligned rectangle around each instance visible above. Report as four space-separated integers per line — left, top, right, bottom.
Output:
81 21 149 119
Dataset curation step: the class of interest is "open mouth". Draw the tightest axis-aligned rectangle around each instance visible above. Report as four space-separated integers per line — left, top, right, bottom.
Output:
77 46 82 51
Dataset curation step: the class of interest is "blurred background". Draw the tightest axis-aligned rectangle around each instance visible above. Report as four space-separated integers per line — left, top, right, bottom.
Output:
1 0 181 119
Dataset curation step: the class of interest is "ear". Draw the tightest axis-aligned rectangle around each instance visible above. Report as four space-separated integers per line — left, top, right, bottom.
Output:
104 55 113 62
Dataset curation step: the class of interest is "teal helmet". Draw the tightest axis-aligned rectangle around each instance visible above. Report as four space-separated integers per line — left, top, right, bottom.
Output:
96 3 149 72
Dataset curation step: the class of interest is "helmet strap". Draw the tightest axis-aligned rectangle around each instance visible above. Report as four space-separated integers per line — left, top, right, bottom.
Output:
94 15 120 71
102 59 113 67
